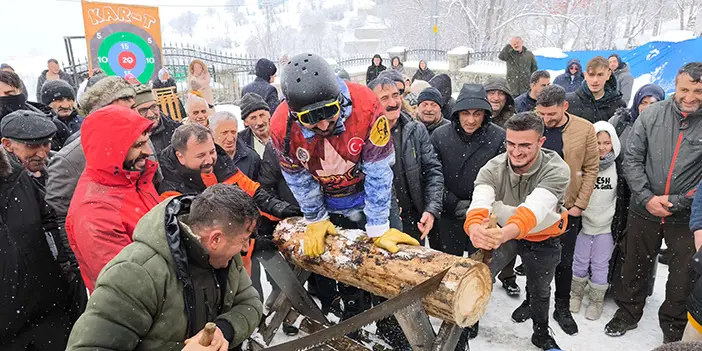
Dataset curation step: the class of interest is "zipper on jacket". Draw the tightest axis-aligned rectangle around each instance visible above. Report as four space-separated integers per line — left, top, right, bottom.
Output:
662 132 684 224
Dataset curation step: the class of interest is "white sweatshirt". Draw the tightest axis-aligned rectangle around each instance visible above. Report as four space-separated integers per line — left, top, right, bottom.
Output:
581 121 621 235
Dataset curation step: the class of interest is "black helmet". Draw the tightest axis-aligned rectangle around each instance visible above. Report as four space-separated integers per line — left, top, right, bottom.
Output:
282 53 340 113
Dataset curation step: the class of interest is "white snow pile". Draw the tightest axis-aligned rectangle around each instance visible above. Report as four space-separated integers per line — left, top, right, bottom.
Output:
460 60 506 75
649 30 696 43
533 47 568 59
448 46 473 55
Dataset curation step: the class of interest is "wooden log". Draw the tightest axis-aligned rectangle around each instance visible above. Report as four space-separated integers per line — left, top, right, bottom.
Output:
273 218 492 327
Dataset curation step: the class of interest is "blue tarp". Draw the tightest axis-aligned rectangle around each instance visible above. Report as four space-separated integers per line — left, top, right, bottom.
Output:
535 37 702 94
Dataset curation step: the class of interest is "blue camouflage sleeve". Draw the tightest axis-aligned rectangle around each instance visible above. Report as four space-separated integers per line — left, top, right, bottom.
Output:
361 102 395 238
272 141 328 223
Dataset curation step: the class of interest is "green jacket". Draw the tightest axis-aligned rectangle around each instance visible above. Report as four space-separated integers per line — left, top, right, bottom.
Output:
67 197 263 350
498 44 538 96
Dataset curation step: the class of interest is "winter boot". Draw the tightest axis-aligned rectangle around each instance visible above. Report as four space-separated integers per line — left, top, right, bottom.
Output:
585 282 608 320
282 323 299 336
569 275 588 314
531 322 560 350
467 321 479 339
512 298 531 323
501 276 521 297
514 263 526 276
340 290 369 340
604 315 638 337
553 298 579 335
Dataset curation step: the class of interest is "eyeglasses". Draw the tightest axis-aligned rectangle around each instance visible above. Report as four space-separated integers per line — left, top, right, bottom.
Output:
293 99 341 126
137 104 161 118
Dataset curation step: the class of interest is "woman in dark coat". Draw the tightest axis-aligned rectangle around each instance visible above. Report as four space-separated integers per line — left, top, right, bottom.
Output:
412 60 435 83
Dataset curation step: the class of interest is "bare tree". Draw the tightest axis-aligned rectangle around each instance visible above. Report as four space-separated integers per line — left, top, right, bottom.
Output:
169 11 199 37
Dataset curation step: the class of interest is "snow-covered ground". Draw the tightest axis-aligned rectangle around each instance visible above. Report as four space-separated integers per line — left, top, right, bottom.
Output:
255 257 669 350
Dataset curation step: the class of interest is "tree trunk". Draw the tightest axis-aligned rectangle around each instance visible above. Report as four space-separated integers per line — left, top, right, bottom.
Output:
272 218 493 328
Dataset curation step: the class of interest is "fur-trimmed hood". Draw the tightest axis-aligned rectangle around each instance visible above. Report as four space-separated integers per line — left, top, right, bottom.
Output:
0 147 13 179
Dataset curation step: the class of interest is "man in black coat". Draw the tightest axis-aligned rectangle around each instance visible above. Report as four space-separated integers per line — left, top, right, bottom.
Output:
431 83 506 344
566 56 627 123
365 54 386 84
242 58 280 114
134 85 181 158
0 147 74 350
40 80 84 135
35 59 76 100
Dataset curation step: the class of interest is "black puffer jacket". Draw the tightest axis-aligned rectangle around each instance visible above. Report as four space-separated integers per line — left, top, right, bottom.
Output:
392 112 443 220
365 54 387 84
566 78 627 123
150 113 181 158
430 86 506 254
232 139 261 181
0 148 71 348
158 144 297 219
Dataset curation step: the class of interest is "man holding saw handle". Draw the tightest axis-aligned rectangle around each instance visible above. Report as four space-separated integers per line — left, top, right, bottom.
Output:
464 111 571 351
269 53 419 349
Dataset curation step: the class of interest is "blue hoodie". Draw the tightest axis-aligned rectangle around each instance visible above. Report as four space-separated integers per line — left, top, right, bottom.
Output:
553 58 584 93
626 84 666 122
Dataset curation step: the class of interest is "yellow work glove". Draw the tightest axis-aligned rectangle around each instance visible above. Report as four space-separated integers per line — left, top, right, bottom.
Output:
304 219 338 257
372 228 420 253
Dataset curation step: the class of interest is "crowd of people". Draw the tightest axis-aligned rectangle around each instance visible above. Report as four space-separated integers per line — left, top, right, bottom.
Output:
0 36 701 351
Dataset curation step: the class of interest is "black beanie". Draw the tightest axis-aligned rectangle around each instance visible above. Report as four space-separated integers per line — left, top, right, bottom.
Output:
255 58 277 80
240 92 270 120
41 79 75 106
417 87 443 108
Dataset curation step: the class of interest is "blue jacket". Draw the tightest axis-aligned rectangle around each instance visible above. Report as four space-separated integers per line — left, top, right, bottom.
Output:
514 92 536 113
553 59 584 94
242 77 280 114
691 180 702 232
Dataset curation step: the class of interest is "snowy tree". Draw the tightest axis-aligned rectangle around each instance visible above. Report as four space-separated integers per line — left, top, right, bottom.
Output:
169 11 199 37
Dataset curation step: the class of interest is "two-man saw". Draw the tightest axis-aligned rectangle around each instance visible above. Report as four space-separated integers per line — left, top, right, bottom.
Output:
261 267 449 351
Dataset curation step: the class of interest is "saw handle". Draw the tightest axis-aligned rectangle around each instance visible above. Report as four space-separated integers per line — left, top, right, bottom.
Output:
481 214 498 264
199 322 217 346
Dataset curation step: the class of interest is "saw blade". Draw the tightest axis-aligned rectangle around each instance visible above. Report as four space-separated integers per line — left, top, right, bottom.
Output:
261 268 449 351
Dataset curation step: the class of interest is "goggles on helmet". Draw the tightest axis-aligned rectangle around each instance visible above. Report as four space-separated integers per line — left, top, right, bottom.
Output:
293 99 341 126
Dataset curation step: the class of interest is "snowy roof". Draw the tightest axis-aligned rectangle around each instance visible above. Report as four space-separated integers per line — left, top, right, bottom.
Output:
533 47 567 59
448 46 473 55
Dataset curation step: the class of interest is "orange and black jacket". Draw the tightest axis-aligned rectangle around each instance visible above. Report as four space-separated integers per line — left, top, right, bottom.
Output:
158 144 298 221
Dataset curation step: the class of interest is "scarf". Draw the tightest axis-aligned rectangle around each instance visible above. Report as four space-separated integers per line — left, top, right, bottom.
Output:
599 151 616 171
0 93 27 119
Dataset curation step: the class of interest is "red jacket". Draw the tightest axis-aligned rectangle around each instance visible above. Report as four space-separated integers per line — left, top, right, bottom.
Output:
66 105 160 292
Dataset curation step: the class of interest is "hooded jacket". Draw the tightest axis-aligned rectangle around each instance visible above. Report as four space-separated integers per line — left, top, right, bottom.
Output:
624 97 702 224
366 54 387 84
608 84 666 156
581 121 621 235
498 44 538 96
553 59 584 94
158 144 292 221
412 60 435 83
483 77 515 127
566 77 627 123
0 148 71 348
429 74 456 123
611 55 635 103
66 105 161 292
66 197 262 350
187 59 214 105
431 84 506 254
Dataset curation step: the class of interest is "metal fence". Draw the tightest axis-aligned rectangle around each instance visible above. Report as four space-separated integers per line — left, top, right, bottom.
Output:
405 49 447 62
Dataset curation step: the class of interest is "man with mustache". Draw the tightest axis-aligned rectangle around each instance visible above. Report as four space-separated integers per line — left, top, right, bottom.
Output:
1 110 56 186
605 62 702 342
239 92 271 158
40 79 83 135
158 124 298 221
66 105 160 293
369 77 443 350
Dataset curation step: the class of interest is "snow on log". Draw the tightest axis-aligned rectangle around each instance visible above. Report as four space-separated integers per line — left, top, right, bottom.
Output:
273 217 492 327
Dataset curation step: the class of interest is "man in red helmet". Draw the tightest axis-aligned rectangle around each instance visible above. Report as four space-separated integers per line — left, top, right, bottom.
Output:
270 53 418 347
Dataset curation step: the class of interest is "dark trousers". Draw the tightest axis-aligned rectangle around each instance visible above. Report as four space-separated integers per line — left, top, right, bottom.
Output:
489 237 562 328
497 258 517 283
614 211 697 340
554 215 580 301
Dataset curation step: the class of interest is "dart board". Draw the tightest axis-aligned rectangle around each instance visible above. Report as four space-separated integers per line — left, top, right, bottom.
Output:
89 23 162 84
